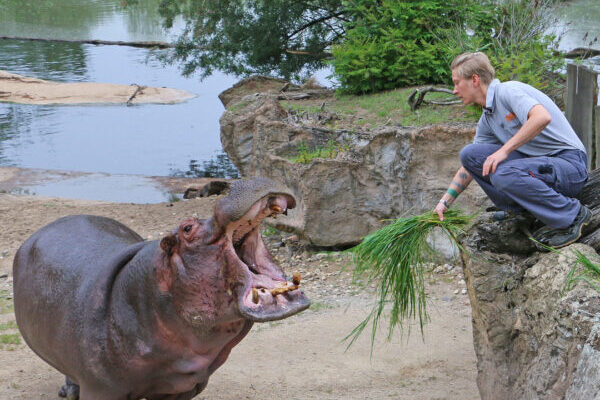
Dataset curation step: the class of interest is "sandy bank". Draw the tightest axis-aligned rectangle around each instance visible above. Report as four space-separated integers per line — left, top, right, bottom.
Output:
0 70 195 105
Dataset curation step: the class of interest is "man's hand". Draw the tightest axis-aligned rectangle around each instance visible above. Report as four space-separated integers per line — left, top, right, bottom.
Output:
482 148 508 176
434 200 448 221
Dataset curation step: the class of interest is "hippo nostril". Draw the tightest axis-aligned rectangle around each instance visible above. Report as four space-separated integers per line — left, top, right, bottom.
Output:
183 225 192 233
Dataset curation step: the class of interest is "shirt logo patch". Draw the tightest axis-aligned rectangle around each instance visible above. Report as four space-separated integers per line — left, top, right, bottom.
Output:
505 112 516 122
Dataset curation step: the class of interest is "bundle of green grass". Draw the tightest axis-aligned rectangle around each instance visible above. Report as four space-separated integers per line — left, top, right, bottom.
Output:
347 209 473 349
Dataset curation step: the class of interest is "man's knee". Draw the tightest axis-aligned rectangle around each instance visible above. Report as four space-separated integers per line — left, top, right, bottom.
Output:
459 143 480 168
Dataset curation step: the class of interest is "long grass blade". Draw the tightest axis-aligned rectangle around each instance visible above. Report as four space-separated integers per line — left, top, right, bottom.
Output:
346 209 473 353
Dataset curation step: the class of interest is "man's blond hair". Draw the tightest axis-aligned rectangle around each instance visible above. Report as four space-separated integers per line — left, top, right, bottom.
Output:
451 52 495 85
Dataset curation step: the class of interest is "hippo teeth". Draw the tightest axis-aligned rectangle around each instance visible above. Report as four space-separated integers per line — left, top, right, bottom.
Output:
270 204 283 214
249 273 302 300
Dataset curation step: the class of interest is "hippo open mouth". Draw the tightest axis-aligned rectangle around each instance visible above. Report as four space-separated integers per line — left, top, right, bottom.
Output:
217 178 310 322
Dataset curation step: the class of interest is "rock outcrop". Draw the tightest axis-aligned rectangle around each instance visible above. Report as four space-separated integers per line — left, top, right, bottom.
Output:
461 170 600 399
219 77 486 247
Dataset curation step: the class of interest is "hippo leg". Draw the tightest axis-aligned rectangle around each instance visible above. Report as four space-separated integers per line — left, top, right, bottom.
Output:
58 376 80 400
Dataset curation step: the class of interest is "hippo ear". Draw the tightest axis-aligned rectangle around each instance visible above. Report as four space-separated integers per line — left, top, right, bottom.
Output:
160 234 178 256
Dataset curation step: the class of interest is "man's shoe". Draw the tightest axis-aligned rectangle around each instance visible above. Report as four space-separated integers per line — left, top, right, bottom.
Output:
533 205 592 249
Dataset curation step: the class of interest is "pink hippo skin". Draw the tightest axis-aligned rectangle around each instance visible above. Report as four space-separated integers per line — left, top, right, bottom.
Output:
13 178 309 400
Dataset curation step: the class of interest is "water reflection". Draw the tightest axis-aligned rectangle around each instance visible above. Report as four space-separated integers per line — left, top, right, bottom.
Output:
0 0 168 41
0 40 88 81
170 152 240 179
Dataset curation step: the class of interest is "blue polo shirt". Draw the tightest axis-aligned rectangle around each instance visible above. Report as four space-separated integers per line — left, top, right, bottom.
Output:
474 79 586 156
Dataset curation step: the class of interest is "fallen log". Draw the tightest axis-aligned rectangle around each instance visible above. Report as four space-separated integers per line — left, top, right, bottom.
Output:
408 86 461 111
0 36 174 49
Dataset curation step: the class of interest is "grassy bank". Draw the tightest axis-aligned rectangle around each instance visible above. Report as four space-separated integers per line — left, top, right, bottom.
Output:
281 86 479 131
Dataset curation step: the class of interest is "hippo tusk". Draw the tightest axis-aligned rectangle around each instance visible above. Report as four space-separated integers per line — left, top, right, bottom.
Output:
270 285 299 296
252 288 259 304
269 273 302 296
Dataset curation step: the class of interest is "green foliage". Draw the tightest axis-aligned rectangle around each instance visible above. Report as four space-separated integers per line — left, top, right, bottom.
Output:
346 209 473 351
291 140 348 164
330 0 481 93
0 290 13 315
310 301 335 312
260 226 280 237
0 333 21 345
565 251 600 293
331 0 565 96
0 321 17 331
146 0 346 81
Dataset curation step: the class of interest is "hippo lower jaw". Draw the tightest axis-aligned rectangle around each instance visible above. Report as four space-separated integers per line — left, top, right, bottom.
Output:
225 193 310 322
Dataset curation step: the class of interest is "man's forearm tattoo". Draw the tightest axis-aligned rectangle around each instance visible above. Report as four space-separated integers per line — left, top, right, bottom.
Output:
451 180 466 191
459 172 468 180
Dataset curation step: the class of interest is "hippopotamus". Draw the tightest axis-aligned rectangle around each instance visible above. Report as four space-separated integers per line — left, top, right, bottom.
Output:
13 178 309 400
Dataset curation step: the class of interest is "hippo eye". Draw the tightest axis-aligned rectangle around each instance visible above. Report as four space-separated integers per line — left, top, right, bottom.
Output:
183 225 193 233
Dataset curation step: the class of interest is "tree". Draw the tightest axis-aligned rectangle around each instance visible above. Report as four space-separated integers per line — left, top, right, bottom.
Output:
152 0 347 80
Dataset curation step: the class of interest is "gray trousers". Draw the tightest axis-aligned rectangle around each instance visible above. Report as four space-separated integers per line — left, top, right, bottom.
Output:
460 143 588 229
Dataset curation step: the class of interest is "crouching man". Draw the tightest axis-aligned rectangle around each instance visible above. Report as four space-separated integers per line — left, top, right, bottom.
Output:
435 52 590 248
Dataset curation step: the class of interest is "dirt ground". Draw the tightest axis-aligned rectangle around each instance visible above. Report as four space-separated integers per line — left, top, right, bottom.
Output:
0 173 479 399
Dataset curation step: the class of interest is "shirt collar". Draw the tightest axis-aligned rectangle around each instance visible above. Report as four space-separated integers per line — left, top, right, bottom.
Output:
484 79 500 113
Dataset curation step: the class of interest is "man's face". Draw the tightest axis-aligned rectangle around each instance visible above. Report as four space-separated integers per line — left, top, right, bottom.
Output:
452 69 477 105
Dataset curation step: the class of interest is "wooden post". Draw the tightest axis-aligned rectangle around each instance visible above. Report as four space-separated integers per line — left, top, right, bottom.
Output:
596 105 600 170
566 64 598 170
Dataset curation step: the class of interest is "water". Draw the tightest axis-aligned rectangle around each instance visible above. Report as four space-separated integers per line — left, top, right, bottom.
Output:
556 0 600 81
16 173 175 204
0 0 238 181
556 0 600 52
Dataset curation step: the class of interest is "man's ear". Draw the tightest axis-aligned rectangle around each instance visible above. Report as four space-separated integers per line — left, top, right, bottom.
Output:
471 74 481 87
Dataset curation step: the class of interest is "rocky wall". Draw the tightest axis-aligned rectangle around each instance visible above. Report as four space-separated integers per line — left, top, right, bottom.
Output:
219 77 486 247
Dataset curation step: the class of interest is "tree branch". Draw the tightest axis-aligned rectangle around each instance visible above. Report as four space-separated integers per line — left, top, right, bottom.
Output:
286 11 346 40
285 48 332 58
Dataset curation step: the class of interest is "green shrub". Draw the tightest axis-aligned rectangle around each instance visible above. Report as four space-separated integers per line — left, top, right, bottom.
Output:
330 0 480 94
331 0 565 98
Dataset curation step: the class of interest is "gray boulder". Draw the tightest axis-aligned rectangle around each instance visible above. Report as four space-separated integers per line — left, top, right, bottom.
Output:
462 179 600 400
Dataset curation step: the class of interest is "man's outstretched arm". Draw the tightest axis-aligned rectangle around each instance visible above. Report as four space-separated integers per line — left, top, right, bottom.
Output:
435 167 473 220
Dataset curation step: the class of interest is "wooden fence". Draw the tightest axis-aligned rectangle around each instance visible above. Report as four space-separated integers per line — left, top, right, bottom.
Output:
566 63 599 170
